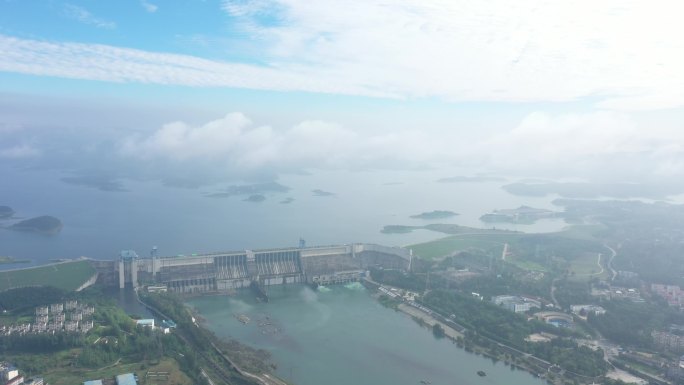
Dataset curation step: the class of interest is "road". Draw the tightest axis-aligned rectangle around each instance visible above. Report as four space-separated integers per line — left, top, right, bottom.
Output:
604 244 618 281
550 277 560 307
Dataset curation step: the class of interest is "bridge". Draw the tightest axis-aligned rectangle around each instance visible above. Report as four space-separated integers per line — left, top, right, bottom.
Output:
95 243 412 294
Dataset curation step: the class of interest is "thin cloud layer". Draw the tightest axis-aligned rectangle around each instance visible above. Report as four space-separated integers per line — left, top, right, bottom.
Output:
1 0 683 109
63 4 117 29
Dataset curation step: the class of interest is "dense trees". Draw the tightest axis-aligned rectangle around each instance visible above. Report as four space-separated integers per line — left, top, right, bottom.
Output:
0 332 84 353
421 290 607 377
589 300 684 348
0 286 66 311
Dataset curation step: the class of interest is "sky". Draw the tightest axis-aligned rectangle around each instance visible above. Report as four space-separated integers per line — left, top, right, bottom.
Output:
1 0 684 187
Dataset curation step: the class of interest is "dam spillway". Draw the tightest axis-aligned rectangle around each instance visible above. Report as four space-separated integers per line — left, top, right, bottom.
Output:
99 243 411 293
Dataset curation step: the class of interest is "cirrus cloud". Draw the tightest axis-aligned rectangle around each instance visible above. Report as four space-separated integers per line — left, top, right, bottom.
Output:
0 0 683 109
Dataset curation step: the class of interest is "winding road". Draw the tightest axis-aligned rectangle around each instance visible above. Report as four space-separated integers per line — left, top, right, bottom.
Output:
604 244 618 281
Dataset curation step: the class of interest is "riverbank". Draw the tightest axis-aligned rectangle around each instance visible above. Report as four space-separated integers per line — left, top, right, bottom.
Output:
190 283 547 385
397 302 462 339
364 279 605 385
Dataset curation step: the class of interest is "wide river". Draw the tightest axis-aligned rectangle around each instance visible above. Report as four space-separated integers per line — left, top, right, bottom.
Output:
188 284 545 385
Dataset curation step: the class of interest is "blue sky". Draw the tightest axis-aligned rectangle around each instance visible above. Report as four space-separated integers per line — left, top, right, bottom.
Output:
1 0 683 185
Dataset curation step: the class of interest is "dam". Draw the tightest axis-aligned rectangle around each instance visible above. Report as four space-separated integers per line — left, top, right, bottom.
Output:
92 243 412 293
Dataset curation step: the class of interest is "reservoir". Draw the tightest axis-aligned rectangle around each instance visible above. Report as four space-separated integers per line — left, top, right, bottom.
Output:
188 284 545 385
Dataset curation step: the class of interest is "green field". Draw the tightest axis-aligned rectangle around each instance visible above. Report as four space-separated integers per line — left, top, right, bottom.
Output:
505 256 548 272
567 252 608 281
8 351 192 385
0 260 95 291
409 233 519 260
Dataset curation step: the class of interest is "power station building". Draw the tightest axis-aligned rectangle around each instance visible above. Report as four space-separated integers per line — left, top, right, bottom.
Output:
96 243 411 293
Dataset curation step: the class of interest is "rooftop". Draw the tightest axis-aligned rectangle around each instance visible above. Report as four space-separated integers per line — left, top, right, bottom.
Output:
116 373 137 385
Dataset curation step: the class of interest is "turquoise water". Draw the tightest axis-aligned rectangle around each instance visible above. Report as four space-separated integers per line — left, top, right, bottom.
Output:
189 285 545 385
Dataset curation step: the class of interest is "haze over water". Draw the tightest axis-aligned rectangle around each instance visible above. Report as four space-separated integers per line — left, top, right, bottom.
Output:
0 166 567 268
189 284 545 385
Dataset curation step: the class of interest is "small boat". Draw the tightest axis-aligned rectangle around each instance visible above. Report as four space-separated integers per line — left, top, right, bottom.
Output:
477 370 486 377
419 381 431 384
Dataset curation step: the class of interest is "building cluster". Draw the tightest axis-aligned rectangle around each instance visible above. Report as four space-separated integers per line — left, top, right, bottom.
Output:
591 282 643 302
491 295 541 313
652 284 684 307
653 330 684 352
570 304 606 318
1 301 95 336
85 372 138 385
377 285 418 302
1 362 43 385
134 318 176 334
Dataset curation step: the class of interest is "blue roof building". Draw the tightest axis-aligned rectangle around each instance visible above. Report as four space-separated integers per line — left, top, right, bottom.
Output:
161 319 176 328
83 380 103 385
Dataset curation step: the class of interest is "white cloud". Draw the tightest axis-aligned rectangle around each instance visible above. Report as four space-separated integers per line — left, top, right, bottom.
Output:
141 1 158 13
221 0 270 16
482 111 684 179
120 113 451 173
0 0 683 109
119 111 684 181
63 4 116 29
0 144 40 158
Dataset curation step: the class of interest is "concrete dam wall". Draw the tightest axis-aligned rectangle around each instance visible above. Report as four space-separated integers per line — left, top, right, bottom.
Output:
101 243 411 294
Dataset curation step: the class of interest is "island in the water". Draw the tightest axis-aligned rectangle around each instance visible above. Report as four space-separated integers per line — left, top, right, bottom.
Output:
480 205 559 224
382 223 518 235
0 256 31 264
243 194 266 202
61 175 128 192
410 210 458 220
206 182 290 198
437 175 505 183
502 181 684 199
9 215 63 235
0 206 14 219
312 189 335 196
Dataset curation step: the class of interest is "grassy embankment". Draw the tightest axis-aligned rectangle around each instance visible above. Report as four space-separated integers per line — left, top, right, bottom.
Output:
409 225 607 279
0 260 95 291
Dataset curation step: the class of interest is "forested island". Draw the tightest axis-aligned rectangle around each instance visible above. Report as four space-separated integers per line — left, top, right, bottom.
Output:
9 216 63 235
0 256 30 265
0 206 14 219
410 210 459 220
206 182 290 198
503 181 684 199
243 194 266 202
437 176 505 183
480 206 559 224
382 223 517 235
312 189 335 196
